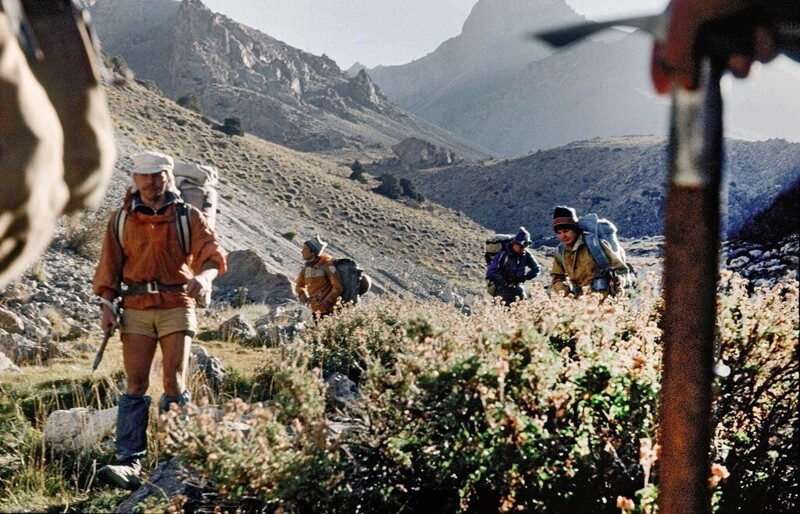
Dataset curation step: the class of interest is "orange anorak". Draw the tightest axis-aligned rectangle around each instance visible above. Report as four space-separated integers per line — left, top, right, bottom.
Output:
295 253 342 314
92 195 227 309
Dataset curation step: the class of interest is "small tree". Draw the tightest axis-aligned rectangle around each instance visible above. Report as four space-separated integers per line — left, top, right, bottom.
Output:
349 160 368 183
217 117 245 137
177 93 203 114
375 173 402 200
400 178 424 202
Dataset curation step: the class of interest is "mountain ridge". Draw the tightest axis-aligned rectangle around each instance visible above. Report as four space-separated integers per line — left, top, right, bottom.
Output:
367 0 800 156
87 0 492 159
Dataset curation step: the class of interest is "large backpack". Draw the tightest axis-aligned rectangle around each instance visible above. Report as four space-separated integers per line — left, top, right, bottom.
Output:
173 161 219 231
485 233 515 265
334 258 372 305
114 161 220 255
555 213 636 290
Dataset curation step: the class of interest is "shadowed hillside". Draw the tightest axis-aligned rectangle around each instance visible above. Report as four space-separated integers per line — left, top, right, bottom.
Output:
99 78 497 299
362 136 800 244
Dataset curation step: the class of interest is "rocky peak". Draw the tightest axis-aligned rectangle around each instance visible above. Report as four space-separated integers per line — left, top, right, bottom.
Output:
346 69 385 111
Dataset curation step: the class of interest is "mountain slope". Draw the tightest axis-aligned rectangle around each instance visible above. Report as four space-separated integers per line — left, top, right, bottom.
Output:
368 0 800 156
88 0 491 158
364 136 800 243
95 78 497 300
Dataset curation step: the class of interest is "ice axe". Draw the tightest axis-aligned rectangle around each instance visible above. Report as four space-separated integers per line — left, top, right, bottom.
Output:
92 297 119 372
531 8 799 514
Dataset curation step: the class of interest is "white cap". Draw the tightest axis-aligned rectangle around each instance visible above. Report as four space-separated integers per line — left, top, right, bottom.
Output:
131 151 173 175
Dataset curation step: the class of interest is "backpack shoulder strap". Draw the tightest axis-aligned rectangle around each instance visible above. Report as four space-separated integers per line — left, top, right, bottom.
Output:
115 203 192 255
583 232 612 269
175 202 191 255
499 249 509 270
113 208 127 249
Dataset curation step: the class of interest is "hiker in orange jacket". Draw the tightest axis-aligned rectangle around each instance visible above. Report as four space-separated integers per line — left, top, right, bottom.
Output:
92 151 227 490
295 235 343 316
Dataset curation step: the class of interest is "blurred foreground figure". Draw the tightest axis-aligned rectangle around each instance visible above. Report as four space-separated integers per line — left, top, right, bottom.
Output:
652 0 800 93
0 0 115 288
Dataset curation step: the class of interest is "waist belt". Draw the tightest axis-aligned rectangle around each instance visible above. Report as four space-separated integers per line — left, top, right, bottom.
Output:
122 281 187 297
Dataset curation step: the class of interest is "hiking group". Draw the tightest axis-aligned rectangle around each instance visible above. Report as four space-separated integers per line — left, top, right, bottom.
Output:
485 206 634 305
1 0 797 499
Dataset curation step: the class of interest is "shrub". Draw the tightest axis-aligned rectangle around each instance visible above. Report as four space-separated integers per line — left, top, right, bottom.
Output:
400 177 424 201
63 209 111 261
176 92 202 114
348 160 368 183
216 117 245 137
375 173 401 200
160 278 798 513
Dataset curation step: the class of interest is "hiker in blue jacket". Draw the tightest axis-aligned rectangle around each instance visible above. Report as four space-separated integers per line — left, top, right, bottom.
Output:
486 227 541 306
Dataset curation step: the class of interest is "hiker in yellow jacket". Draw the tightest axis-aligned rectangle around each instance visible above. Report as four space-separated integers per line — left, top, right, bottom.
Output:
550 206 628 298
295 235 343 316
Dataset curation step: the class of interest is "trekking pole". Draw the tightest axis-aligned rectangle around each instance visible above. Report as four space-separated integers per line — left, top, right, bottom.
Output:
92 297 118 372
659 56 723 514
531 10 799 514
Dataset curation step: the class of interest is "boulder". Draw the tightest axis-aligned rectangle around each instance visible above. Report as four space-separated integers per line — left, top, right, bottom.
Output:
44 407 117 452
215 250 295 305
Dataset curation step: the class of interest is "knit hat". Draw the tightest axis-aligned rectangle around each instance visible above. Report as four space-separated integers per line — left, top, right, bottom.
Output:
513 227 531 247
304 235 328 256
552 205 580 232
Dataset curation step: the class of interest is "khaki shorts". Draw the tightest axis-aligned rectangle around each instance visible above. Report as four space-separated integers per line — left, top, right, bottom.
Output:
121 307 197 339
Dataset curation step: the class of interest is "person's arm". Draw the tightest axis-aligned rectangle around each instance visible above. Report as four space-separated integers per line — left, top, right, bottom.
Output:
188 208 227 276
186 260 218 301
321 264 343 308
93 213 124 333
550 255 571 296
652 0 784 94
524 250 541 281
295 267 308 302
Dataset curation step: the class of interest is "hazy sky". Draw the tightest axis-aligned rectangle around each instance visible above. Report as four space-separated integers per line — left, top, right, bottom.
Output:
201 0 669 69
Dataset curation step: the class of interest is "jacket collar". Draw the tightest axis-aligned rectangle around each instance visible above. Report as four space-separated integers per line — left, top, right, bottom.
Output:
565 233 586 251
131 191 181 215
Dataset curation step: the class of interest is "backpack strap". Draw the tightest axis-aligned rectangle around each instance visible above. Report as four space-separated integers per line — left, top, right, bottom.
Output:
175 202 191 255
113 203 192 255
583 232 612 269
113 208 127 249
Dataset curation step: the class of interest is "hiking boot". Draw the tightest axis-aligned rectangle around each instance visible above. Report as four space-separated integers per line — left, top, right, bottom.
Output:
97 456 142 490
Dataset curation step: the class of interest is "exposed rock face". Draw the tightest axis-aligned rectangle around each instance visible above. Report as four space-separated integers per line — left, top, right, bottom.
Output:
88 0 490 157
214 250 295 305
378 136 800 243
392 137 455 169
368 0 800 156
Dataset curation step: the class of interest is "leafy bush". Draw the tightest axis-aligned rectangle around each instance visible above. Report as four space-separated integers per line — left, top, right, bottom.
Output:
400 177 424 202
159 277 798 513
374 173 402 200
176 92 203 114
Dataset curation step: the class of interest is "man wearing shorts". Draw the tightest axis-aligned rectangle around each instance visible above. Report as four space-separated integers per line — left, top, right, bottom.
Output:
92 150 227 490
